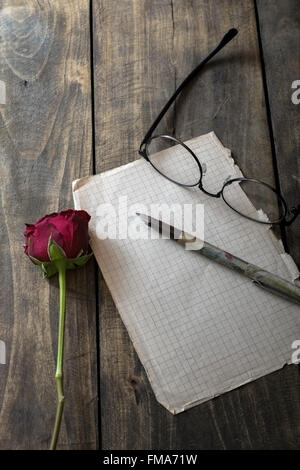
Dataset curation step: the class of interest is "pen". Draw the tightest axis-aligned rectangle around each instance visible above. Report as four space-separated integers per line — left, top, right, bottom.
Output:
137 213 300 306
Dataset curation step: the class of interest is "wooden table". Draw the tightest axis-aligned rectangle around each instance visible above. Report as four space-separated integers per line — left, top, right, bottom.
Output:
0 0 299 450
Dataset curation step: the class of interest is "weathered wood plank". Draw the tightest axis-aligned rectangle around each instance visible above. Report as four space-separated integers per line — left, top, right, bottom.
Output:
0 0 97 449
256 0 300 266
93 0 177 449
93 0 300 449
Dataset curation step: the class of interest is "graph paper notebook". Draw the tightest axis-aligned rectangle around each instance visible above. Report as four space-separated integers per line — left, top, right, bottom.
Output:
73 132 300 414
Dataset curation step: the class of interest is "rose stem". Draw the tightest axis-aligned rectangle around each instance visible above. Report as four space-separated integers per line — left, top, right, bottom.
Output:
50 262 66 450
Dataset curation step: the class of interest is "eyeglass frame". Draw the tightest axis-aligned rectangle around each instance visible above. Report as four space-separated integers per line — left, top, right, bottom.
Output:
138 28 299 227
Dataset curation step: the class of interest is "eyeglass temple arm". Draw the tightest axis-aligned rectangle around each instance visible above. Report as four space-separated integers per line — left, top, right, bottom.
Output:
139 28 238 153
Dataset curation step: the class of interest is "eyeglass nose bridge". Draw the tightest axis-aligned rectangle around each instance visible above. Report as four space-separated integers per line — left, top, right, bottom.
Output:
198 181 222 198
198 171 233 199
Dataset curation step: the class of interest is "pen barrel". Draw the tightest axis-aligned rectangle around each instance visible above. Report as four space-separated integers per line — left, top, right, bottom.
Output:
198 242 250 275
248 269 300 305
197 240 300 306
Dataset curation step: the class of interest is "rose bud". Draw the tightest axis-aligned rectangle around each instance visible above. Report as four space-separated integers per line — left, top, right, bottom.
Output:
24 209 92 277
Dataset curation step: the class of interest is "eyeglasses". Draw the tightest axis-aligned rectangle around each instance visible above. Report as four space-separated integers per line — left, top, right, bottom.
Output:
139 28 300 226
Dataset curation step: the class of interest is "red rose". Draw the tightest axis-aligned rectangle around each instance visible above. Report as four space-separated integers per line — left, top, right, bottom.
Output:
24 209 91 262
24 209 92 449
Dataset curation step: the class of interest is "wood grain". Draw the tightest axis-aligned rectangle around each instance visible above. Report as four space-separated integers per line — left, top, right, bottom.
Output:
1 0 299 451
93 0 177 449
0 0 97 449
93 0 300 449
256 0 300 266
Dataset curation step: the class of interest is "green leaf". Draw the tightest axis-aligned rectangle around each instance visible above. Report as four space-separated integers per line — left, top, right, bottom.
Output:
41 262 59 279
47 238 66 262
28 255 43 266
28 253 59 278
66 252 93 270
72 252 93 266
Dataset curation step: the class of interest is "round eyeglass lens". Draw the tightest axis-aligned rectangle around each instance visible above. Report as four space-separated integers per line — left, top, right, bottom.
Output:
222 178 287 223
146 135 201 186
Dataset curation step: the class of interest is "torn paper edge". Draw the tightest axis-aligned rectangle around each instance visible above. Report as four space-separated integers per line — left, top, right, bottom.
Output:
72 132 237 192
72 133 300 291
72 175 94 193
157 359 292 415
72 133 300 414
72 131 299 293
189 131 243 178
267 229 300 281
207 133 300 281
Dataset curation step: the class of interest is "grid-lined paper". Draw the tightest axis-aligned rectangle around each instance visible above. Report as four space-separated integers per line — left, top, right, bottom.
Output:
73 132 300 414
